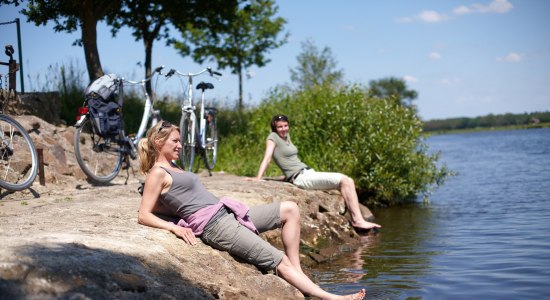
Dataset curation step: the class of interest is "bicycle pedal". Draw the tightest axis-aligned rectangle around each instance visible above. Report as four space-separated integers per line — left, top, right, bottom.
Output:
126 140 138 159
122 156 132 169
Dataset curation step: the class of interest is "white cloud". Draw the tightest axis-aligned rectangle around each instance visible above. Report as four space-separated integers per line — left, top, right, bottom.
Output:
418 10 448 23
399 0 512 24
396 10 448 23
430 52 442 60
496 52 524 63
453 5 472 15
403 75 418 83
453 0 513 15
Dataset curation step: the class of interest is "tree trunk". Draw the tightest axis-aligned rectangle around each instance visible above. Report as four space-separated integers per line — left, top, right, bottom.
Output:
143 21 163 96
238 64 243 111
144 38 153 96
81 9 103 83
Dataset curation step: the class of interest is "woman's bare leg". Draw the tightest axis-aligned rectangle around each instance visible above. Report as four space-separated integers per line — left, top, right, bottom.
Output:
340 176 381 230
279 201 303 272
276 256 365 300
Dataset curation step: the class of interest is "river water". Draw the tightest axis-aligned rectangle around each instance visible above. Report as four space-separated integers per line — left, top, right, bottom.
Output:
312 128 550 299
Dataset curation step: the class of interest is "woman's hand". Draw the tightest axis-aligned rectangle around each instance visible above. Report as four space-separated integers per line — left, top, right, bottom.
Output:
243 177 262 181
171 225 197 245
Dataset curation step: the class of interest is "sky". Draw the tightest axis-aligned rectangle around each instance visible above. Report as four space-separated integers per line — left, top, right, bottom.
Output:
1 0 549 120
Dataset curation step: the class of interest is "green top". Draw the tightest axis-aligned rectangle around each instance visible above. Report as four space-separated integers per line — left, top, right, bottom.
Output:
267 132 308 180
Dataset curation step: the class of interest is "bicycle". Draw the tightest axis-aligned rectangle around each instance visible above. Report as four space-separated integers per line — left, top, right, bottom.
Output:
165 67 221 175
0 45 38 191
74 66 164 184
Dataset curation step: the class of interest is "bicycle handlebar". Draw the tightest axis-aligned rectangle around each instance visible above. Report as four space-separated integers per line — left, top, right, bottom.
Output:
165 67 222 80
121 65 165 85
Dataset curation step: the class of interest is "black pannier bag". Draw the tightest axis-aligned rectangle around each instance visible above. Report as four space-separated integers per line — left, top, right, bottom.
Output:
84 74 122 138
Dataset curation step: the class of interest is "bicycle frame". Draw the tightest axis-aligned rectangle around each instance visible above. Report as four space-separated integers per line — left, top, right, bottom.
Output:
165 67 221 172
166 67 220 148
122 66 164 145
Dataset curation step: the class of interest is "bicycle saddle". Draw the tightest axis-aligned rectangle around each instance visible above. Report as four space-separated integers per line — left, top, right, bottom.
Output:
196 82 214 91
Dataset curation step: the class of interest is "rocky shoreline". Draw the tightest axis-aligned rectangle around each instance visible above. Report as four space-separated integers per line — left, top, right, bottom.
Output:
0 115 376 299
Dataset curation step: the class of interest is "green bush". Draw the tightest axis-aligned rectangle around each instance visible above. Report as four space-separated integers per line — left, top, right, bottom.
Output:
216 85 449 206
54 62 87 125
52 63 448 206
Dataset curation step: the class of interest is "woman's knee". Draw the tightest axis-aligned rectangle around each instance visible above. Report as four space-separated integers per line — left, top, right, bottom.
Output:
275 255 293 273
280 201 300 221
340 175 355 188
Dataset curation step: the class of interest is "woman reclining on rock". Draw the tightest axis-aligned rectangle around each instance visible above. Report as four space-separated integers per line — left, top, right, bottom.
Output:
137 121 365 300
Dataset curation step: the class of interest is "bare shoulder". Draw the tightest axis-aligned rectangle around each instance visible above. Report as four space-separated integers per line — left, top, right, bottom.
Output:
145 166 173 195
145 167 169 186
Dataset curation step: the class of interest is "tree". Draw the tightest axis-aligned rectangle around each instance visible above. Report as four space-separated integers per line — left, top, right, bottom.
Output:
3 0 120 82
107 0 170 95
108 0 238 96
368 77 418 107
175 0 288 110
289 39 344 90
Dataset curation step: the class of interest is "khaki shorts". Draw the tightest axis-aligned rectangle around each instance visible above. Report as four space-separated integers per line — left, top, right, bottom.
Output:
292 169 343 190
201 202 284 270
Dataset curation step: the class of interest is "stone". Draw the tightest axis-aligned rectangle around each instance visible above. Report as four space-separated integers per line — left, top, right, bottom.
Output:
0 115 379 299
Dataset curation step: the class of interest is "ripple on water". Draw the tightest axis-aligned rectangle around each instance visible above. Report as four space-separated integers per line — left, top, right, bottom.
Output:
313 128 550 299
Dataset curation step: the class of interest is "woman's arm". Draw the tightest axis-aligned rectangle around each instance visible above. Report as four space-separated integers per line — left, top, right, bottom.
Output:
246 139 276 181
138 168 197 245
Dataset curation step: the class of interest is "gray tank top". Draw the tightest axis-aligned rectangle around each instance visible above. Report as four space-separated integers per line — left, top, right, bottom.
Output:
158 167 219 218
268 132 308 180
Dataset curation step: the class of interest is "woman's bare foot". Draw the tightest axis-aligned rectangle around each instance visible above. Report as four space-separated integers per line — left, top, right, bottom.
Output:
343 288 365 300
351 220 381 231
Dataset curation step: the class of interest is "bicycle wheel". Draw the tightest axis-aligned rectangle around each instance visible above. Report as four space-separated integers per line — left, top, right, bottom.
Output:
0 114 38 191
74 117 123 183
203 109 218 170
179 112 196 171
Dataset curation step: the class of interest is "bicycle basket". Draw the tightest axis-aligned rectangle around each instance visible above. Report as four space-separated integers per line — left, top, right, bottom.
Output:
87 95 122 138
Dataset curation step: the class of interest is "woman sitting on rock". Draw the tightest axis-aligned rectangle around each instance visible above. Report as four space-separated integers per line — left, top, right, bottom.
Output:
245 114 381 233
137 121 366 300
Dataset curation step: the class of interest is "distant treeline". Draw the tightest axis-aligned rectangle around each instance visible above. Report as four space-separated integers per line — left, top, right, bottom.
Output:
423 111 550 132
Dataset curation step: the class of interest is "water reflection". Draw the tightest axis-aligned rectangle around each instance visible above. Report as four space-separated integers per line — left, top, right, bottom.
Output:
314 203 440 299
312 128 550 300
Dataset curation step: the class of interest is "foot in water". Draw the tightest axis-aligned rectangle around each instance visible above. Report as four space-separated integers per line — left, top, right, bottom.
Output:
344 288 366 300
350 220 381 233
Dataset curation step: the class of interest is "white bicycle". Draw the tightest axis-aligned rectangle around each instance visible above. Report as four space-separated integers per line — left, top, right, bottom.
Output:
165 67 221 175
74 66 165 183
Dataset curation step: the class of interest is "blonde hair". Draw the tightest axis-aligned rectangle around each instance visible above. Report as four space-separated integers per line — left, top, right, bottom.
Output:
138 121 179 174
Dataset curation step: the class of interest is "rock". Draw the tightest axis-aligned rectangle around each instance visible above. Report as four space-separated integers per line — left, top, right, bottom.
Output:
6 92 62 125
0 115 378 299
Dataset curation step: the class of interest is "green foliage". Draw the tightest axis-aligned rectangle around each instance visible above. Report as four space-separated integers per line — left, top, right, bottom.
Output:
41 60 179 130
179 0 288 109
368 77 418 107
217 85 449 206
49 61 87 125
289 39 344 90
15 0 122 81
121 92 181 135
